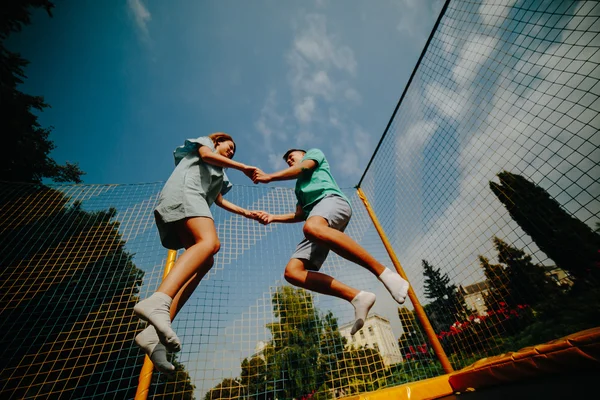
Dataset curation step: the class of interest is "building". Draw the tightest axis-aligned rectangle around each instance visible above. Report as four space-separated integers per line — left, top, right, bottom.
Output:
461 281 489 316
339 314 403 366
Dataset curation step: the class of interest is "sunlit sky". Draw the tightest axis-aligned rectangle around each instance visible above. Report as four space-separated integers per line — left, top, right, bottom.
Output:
10 0 444 188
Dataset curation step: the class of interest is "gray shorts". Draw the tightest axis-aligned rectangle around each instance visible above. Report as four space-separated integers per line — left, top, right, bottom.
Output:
291 195 352 271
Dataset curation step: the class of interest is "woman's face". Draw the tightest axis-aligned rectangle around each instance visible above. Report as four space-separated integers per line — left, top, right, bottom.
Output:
215 140 235 159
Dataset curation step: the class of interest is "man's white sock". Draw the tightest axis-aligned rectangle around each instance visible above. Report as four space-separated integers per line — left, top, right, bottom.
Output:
350 291 376 335
135 325 175 374
378 268 409 304
134 292 181 352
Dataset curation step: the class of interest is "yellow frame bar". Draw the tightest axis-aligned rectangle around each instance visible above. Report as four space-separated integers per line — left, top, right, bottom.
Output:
357 188 453 374
134 249 178 400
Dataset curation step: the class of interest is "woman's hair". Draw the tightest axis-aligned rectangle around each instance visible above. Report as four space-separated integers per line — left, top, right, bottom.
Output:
208 132 236 156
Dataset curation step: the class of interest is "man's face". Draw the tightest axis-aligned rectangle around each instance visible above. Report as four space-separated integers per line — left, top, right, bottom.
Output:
286 151 305 167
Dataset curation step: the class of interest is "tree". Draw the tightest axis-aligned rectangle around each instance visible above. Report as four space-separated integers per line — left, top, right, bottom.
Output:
421 260 467 332
241 355 268 399
265 286 324 399
490 171 599 286
1 0 84 183
397 306 430 361
479 255 511 312
203 378 243 400
0 183 194 398
493 237 562 307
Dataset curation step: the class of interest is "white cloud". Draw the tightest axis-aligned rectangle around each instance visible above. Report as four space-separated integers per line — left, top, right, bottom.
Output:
127 0 151 41
452 35 498 87
294 96 316 124
386 0 600 300
255 90 288 152
396 0 443 39
255 13 369 180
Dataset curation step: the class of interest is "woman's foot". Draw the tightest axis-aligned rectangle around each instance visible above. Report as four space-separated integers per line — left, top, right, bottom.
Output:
134 292 181 352
135 325 175 374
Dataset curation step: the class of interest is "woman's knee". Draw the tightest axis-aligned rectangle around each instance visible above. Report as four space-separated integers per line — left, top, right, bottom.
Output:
209 239 221 255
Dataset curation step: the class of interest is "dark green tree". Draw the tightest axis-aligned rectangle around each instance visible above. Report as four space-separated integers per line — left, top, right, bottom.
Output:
0 183 194 398
493 237 562 307
203 378 243 400
479 254 511 312
1 0 84 183
241 355 268 399
397 306 430 361
490 171 599 285
265 286 323 399
422 260 467 331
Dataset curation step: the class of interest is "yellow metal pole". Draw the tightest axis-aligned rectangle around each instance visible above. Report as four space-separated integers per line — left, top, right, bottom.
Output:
134 249 178 400
356 188 454 374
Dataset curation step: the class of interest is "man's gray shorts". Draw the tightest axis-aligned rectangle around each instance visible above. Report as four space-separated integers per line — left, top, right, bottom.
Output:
291 194 352 271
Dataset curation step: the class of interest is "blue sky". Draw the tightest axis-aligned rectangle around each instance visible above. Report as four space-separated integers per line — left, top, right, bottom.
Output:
10 0 445 188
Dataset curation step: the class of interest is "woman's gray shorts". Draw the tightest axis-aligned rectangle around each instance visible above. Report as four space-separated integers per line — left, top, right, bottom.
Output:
291 195 352 271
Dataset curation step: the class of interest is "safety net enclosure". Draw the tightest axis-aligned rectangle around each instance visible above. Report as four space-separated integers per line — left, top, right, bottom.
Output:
1 0 599 399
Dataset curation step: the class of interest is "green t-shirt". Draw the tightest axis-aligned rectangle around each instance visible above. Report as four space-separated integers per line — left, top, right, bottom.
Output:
295 148 350 218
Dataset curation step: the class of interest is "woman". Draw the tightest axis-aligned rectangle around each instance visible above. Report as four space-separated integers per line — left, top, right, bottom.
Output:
134 132 257 372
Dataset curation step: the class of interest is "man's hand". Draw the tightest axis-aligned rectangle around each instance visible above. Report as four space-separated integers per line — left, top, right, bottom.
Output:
255 211 274 225
252 169 272 184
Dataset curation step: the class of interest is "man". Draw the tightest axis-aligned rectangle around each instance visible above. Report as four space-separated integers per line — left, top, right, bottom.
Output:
252 148 409 334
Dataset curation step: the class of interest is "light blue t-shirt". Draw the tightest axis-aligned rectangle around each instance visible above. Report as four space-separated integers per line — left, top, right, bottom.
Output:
295 148 350 217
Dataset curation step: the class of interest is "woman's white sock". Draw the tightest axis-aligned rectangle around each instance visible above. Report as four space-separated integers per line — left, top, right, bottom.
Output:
135 325 175 374
134 292 181 352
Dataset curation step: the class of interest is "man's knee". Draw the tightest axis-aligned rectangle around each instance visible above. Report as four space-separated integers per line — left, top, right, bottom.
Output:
284 260 305 285
303 218 328 242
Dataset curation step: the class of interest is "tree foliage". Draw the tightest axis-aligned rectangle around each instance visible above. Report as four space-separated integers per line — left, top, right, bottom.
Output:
490 171 599 286
421 260 467 332
0 183 193 398
1 0 84 184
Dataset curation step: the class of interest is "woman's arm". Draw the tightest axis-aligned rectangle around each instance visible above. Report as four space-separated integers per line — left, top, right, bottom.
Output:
214 194 257 219
199 146 256 177
256 205 304 225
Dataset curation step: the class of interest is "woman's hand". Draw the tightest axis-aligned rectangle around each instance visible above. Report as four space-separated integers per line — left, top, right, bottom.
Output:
242 165 258 182
252 169 272 184
255 211 274 225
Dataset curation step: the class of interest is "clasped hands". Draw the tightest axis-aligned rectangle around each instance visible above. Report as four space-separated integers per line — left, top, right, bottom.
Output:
241 165 273 224
242 165 271 184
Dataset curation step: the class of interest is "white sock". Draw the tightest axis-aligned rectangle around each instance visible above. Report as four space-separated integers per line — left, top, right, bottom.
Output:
134 292 181 352
350 291 376 335
378 268 409 305
135 326 175 374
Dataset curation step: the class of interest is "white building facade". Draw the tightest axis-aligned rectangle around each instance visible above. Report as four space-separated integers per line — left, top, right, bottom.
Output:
339 314 403 366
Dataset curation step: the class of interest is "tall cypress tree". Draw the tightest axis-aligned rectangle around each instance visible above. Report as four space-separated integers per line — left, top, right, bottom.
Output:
490 171 600 285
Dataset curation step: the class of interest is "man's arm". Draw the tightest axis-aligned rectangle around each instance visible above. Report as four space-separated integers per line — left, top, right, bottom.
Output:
253 159 317 183
256 205 304 225
214 194 256 219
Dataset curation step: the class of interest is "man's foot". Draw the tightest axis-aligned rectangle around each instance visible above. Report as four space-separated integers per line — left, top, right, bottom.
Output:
378 268 409 304
134 292 181 352
135 326 176 374
350 291 376 335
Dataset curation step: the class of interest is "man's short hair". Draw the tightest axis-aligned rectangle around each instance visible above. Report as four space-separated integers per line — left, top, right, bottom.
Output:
282 148 306 160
